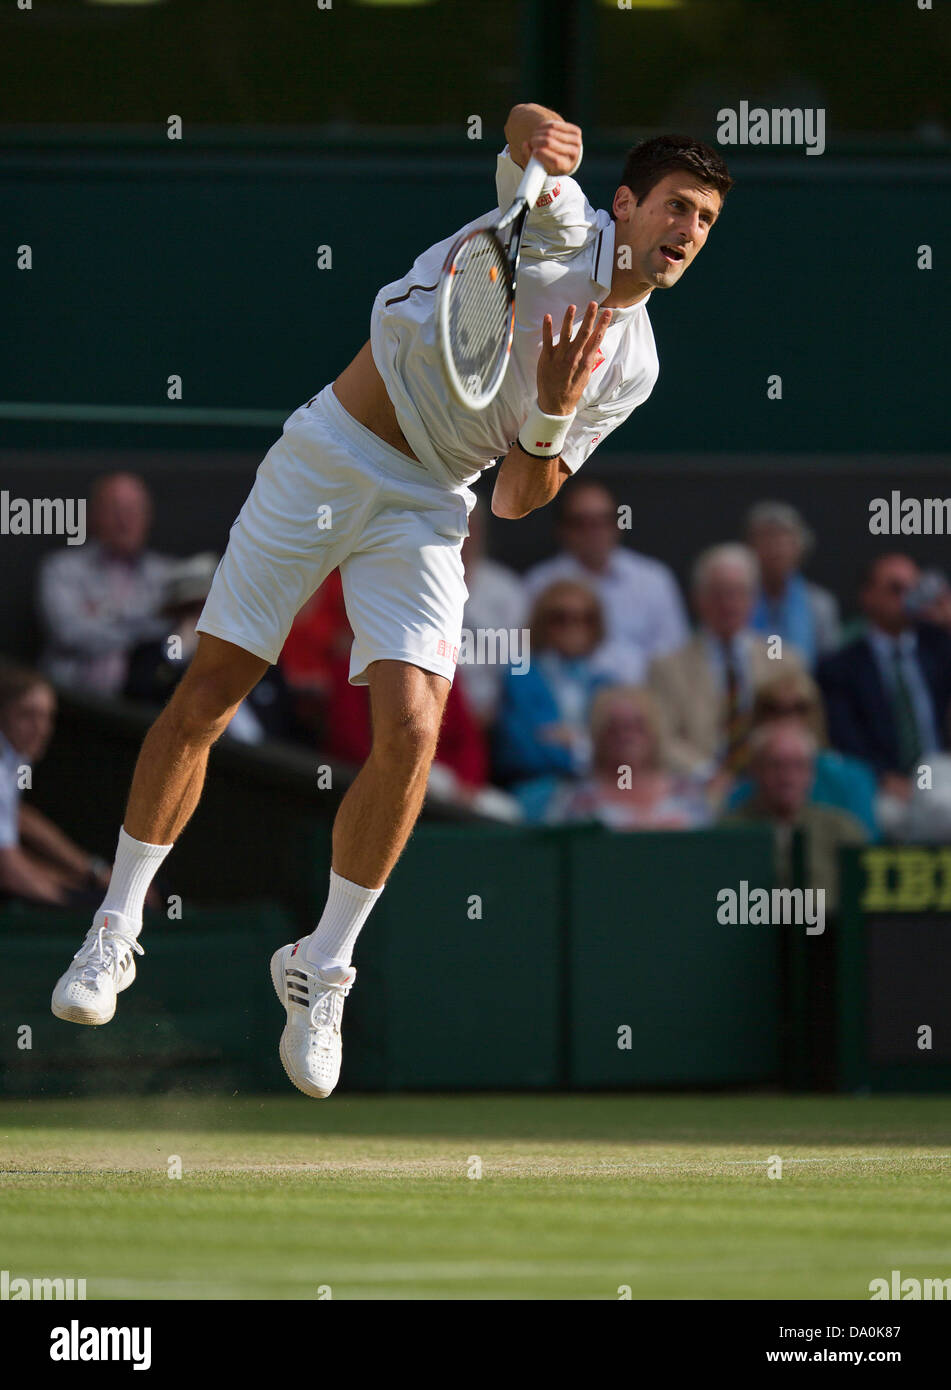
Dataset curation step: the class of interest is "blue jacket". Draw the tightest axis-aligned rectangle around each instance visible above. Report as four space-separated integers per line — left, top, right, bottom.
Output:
493 655 610 783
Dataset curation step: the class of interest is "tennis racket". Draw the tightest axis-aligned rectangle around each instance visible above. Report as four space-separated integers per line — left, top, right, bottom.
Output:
437 156 548 411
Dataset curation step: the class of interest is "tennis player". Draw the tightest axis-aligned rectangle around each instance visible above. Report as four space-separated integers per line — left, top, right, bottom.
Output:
51 104 732 1098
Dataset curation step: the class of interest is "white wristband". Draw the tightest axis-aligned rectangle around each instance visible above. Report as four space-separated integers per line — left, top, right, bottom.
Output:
518 402 576 459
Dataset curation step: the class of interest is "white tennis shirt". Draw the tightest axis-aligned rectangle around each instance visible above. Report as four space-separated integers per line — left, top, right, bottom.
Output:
370 147 659 490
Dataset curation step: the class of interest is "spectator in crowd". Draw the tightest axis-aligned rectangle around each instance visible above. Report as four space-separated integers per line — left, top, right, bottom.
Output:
523 481 688 684
458 500 527 725
905 569 951 634
722 720 867 912
745 501 841 668
648 543 804 788
817 553 951 836
124 553 298 745
901 726 951 842
725 670 879 838
38 472 169 695
493 580 612 800
0 665 113 905
546 685 711 829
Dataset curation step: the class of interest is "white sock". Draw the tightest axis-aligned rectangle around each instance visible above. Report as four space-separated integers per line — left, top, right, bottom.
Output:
304 870 383 970
97 826 173 935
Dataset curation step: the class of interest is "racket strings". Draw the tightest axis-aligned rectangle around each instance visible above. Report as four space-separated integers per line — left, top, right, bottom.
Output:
447 233 512 399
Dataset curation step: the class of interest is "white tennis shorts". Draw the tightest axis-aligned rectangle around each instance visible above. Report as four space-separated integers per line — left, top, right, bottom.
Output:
196 384 476 685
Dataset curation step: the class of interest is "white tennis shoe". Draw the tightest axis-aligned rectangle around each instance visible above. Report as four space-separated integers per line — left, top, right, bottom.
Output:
51 912 144 1026
270 941 355 1098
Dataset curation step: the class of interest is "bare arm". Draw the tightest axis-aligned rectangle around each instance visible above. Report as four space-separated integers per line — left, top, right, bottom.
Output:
19 802 95 881
492 301 612 520
491 450 572 521
0 845 69 904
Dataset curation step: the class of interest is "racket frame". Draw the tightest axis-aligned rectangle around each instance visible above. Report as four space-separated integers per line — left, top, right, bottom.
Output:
437 156 549 411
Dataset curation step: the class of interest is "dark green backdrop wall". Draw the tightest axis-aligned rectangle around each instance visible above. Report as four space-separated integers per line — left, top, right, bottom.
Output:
1 140 946 451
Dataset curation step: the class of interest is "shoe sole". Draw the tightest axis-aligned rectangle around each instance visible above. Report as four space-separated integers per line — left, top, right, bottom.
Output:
49 955 136 1028
270 946 332 1100
50 997 115 1027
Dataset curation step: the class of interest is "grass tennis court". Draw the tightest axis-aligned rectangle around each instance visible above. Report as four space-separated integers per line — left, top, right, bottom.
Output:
2 1094 950 1300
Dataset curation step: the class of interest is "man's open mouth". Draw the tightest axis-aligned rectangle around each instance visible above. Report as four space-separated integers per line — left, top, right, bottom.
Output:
660 245 686 264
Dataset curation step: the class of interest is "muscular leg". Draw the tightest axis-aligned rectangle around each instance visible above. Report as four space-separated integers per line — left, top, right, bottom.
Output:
274 662 445 1098
330 659 450 888
123 634 269 845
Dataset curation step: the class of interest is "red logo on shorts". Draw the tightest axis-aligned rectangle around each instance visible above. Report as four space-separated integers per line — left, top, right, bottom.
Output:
436 639 459 664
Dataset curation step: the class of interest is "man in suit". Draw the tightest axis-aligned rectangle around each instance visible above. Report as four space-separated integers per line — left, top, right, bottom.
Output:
817 554 951 818
648 543 804 786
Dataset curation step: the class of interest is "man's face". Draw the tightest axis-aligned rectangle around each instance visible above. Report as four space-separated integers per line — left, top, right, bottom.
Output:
543 592 602 660
596 701 655 773
863 556 920 635
560 489 617 570
1 685 56 762
695 562 755 640
752 725 814 819
92 476 152 560
613 171 722 291
750 523 803 586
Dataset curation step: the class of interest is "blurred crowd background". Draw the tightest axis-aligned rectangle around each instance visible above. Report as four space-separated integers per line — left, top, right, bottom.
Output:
3 465 951 913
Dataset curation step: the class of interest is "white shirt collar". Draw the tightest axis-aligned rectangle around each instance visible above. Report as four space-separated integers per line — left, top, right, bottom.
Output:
593 216 651 320
593 217 615 290
702 628 751 661
869 625 916 659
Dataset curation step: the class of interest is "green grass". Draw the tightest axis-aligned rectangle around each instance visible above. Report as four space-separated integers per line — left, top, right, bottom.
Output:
1 1094 950 1299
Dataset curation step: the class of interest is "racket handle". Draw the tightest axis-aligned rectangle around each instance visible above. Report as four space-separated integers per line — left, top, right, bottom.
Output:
516 156 549 211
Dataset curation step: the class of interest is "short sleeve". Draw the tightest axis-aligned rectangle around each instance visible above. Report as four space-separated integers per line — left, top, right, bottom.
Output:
495 147 598 260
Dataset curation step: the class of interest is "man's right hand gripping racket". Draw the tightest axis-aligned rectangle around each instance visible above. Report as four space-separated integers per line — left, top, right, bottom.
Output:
437 156 548 412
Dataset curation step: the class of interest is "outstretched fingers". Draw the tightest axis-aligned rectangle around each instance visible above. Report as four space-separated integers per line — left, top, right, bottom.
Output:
581 308 612 366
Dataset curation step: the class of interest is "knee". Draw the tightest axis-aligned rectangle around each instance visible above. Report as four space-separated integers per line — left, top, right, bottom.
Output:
166 666 246 743
372 708 441 773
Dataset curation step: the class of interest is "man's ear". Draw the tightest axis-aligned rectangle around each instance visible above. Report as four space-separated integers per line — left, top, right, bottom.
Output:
613 185 635 220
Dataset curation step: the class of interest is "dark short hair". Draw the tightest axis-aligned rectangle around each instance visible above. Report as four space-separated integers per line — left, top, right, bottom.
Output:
620 134 734 206
559 478 615 522
860 552 916 591
0 663 51 714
